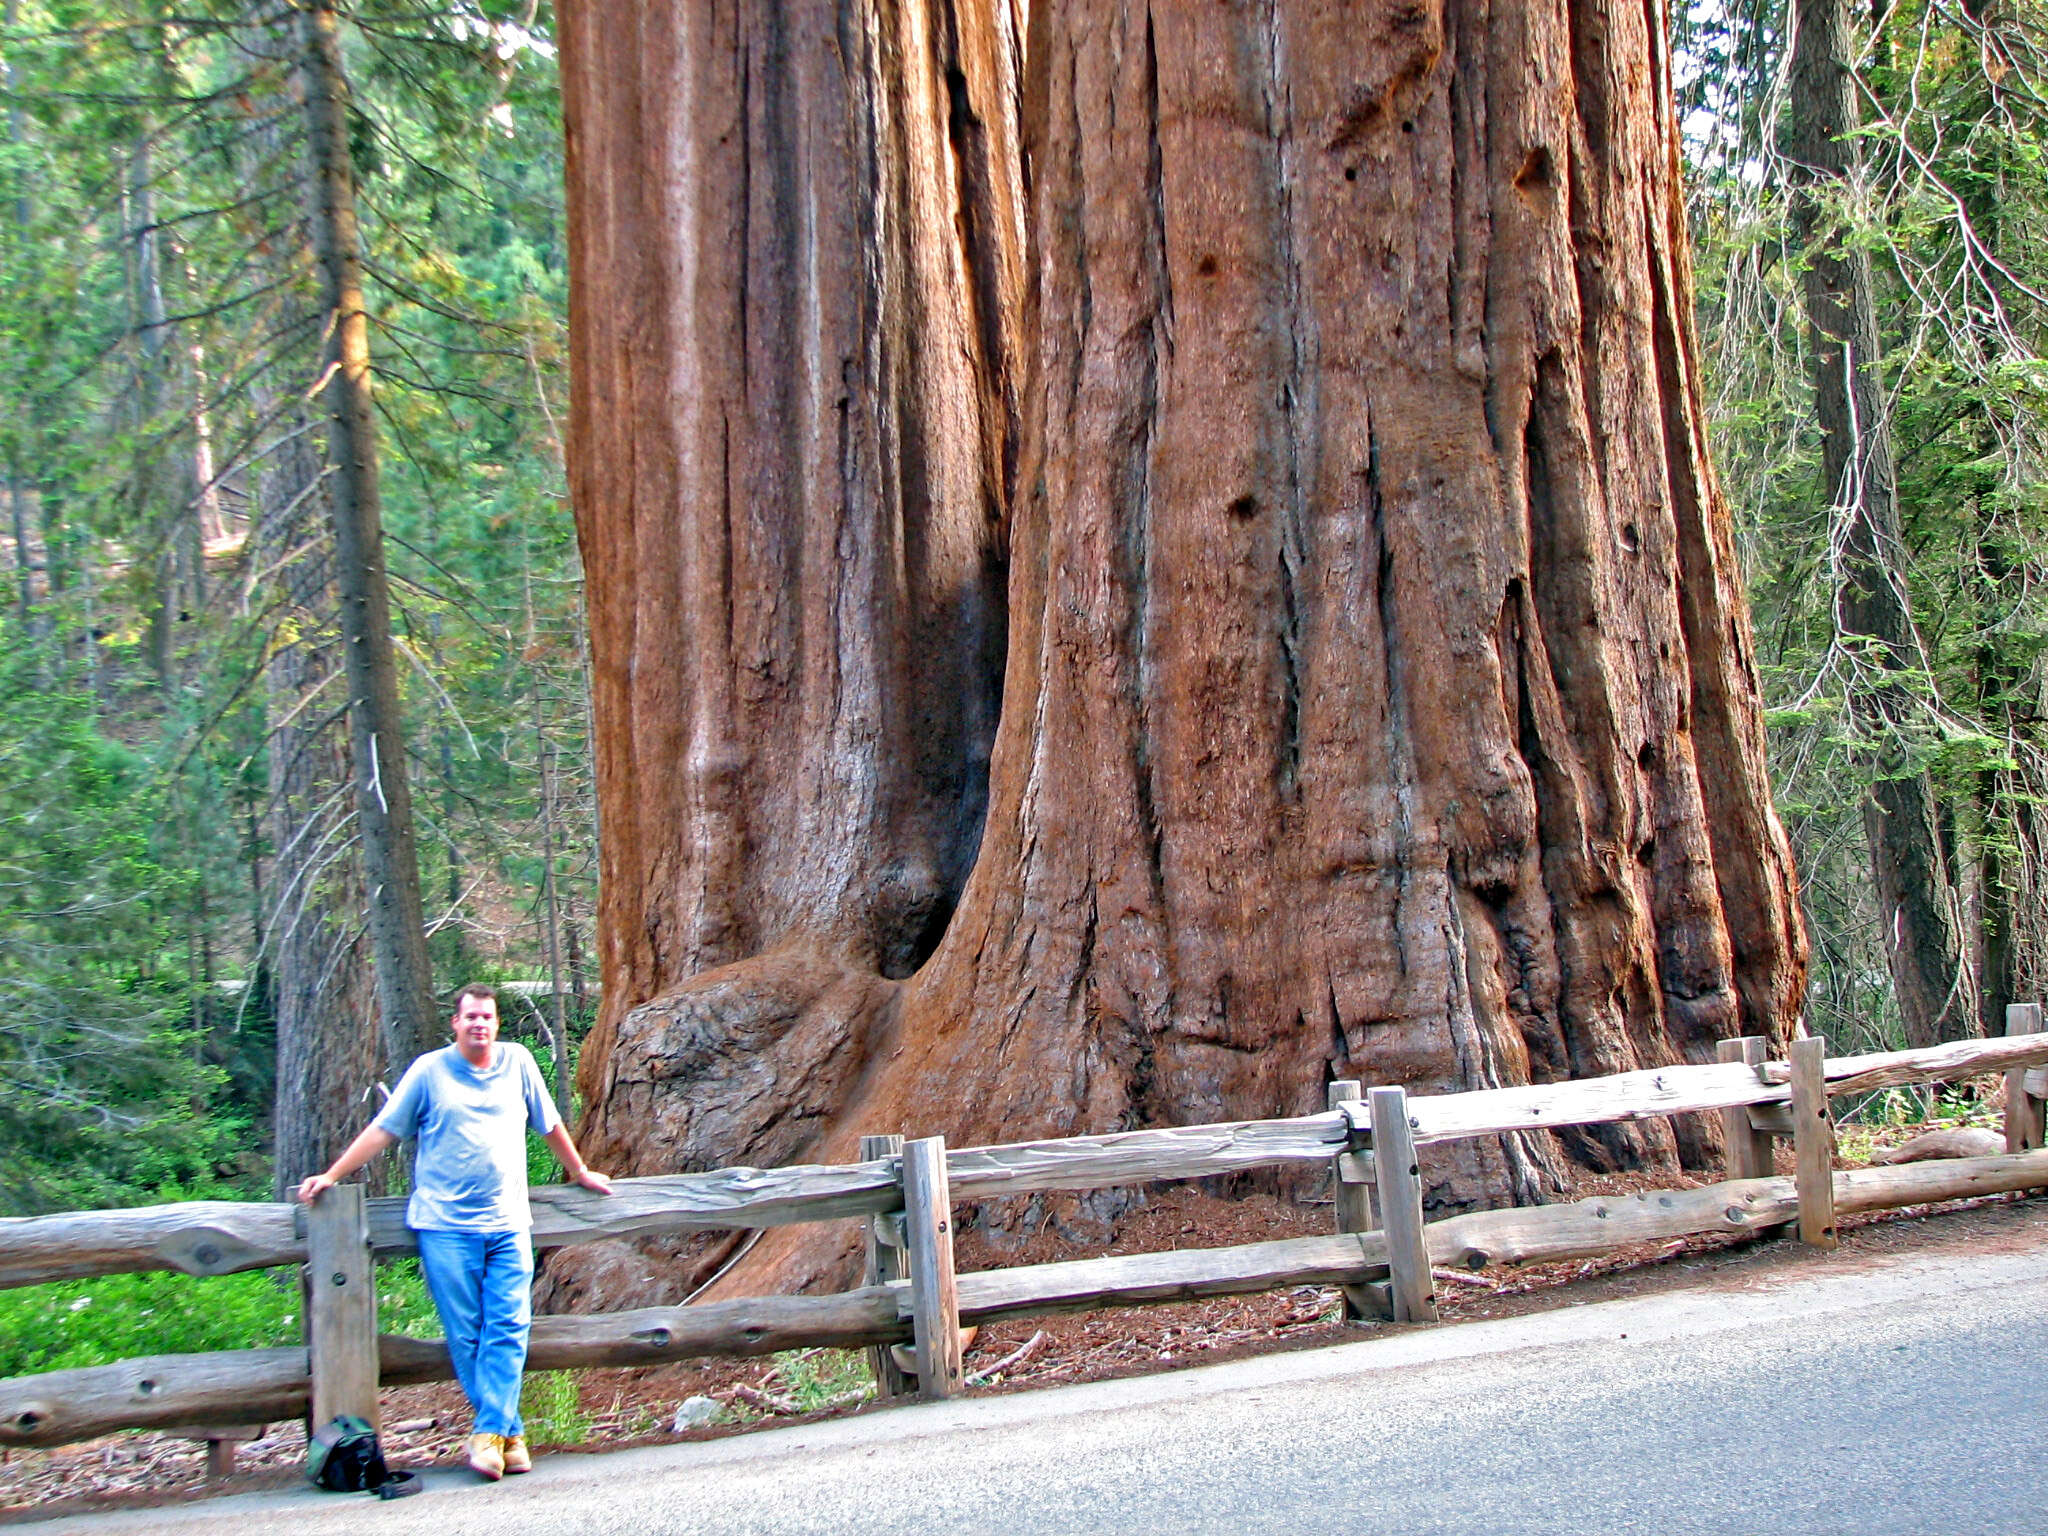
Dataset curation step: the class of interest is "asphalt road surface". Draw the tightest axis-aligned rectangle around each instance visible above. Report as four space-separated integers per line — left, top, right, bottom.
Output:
30 1238 2048 1535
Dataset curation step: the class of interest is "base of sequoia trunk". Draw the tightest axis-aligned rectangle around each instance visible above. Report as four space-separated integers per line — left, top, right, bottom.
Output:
540 952 1719 1313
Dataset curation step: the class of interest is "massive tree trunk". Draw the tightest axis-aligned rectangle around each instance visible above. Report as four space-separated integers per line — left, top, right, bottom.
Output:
1786 0 1970 1048
559 0 1022 1221
555 0 1806 1306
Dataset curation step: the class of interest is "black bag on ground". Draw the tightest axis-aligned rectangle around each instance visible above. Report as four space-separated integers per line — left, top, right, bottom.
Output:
307 1414 390 1492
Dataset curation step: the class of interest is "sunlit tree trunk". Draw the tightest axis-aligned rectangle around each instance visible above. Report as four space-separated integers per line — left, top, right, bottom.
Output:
133 130 182 685
294 0 439 1071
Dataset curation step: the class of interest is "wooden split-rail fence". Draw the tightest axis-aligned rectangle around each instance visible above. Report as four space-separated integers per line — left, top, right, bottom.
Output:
6 1007 2048 1455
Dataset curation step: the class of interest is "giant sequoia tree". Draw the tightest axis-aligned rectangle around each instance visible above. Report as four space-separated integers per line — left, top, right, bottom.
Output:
556 0 1807 1302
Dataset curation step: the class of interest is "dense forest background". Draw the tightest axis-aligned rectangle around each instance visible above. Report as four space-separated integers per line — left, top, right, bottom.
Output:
0 0 589 1214
1 0 2043 1219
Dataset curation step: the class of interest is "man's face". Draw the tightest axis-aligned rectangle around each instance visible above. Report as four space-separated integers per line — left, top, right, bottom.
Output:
452 994 500 1055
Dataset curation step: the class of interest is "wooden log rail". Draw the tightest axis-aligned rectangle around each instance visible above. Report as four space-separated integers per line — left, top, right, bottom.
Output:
10 1147 2048 1449
0 1119 1352 1289
7 1026 2048 1447
16 1030 2048 1291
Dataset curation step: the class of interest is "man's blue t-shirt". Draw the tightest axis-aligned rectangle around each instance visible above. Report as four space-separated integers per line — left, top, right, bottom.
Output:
372 1042 561 1232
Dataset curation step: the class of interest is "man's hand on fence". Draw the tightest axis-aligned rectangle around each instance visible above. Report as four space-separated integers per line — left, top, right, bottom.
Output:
294 1127 396 1206
542 1123 614 1194
296 1172 336 1205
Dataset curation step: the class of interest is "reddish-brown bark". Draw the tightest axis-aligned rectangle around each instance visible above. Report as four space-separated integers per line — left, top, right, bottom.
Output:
554 0 1806 1307
562 0 1022 1013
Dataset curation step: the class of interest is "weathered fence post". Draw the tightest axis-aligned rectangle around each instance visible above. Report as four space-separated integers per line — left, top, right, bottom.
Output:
1367 1086 1437 1323
1326 1081 1390 1320
901 1135 964 1400
1789 1036 1837 1250
859 1133 912 1398
1717 1036 1778 1180
1326 1082 1377 1233
2004 1002 2046 1154
305 1183 379 1429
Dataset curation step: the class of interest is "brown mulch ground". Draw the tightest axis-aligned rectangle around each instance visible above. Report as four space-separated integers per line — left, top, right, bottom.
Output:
7 1120 2041 1524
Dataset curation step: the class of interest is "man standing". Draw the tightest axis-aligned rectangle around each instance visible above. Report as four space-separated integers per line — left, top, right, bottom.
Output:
296 983 614 1481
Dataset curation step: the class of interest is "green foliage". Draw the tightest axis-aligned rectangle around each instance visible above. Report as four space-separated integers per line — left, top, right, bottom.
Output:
0 1258 435 1379
1833 1084 2001 1165
0 1271 296 1379
373 1258 443 1340
0 0 594 1213
0 647 236 1213
1688 0 2048 1047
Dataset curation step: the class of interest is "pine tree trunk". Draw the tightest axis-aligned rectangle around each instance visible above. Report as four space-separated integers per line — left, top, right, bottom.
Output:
1972 493 2030 1037
556 0 1806 1305
295 0 439 1072
1 0 47 651
132 132 179 685
261 400 383 1195
1786 0 1970 1047
8 475 29 630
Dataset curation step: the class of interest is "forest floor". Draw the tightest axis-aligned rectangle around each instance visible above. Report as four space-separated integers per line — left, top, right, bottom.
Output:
6 1116 2039 1523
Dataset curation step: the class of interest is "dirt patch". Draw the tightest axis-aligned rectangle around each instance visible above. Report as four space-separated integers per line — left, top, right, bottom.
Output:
7 1131 2044 1523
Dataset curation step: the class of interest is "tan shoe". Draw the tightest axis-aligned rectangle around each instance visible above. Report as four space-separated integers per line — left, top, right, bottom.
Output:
500 1434 532 1474
466 1432 505 1481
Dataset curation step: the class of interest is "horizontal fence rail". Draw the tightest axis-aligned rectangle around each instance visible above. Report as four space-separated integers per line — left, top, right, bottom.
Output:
6 1025 2048 1448
18 1032 2048 1290
1338 1032 2048 1144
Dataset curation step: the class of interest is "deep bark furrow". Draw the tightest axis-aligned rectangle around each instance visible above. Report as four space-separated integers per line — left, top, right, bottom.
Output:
1128 2 1168 951
1259 0 1312 809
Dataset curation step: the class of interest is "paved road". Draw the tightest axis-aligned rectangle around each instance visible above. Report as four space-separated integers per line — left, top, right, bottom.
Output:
31 1239 2048 1535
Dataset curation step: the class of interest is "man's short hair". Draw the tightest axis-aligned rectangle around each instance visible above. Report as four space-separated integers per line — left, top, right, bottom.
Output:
454 983 498 1008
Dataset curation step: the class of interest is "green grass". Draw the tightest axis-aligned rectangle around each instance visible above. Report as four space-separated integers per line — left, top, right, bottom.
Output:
768 1348 873 1411
518 1369 589 1445
2 1110 592 1386
0 1259 440 1380
0 1114 591 1385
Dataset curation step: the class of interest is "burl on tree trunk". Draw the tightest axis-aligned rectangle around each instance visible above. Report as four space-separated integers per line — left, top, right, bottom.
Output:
553 0 1805 1305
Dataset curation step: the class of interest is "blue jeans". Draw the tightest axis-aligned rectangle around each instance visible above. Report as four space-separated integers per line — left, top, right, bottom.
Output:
415 1229 533 1438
